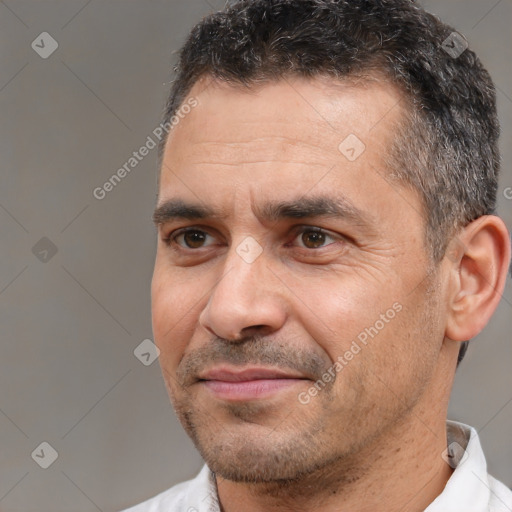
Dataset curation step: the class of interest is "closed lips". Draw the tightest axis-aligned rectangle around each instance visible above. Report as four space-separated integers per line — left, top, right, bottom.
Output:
198 367 307 382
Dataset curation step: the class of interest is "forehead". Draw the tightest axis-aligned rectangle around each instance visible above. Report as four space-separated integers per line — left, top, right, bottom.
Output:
163 75 405 167
157 76 419 231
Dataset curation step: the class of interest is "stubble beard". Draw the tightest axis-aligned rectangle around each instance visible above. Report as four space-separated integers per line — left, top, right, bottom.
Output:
172 386 354 484
165 337 353 484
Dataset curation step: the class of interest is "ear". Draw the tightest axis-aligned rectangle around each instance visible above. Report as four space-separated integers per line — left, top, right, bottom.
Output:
445 215 511 342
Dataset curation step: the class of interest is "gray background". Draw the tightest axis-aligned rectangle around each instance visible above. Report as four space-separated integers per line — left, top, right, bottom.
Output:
0 1 510 511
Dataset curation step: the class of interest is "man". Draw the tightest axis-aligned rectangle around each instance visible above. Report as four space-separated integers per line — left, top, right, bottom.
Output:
124 0 512 510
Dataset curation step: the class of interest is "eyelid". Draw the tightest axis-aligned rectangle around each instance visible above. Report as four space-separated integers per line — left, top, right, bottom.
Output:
163 225 345 251
287 225 342 249
165 226 218 248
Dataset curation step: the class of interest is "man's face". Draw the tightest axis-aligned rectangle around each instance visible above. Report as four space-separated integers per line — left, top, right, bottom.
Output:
151 77 450 482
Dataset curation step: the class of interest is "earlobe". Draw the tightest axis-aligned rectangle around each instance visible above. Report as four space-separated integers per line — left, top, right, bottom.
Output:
445 215 511 342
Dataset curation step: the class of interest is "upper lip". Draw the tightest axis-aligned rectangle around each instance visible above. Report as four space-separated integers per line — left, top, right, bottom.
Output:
197 367 306 382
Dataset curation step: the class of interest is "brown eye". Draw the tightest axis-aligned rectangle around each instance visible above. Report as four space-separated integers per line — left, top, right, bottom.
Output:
301 230 327 249
182 231 206 248
293 227 339 250
170 229 214 249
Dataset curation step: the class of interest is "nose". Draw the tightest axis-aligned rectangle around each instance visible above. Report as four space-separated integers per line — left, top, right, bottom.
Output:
198 244 287 341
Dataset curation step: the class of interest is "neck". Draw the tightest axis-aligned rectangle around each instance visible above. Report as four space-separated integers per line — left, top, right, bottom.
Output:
216 395 454 512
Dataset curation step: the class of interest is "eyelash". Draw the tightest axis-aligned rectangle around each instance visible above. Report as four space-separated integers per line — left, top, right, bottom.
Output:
161 226 342 251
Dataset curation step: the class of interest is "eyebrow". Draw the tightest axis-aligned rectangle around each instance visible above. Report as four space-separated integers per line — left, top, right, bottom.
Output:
153 200 217 225
152 195 375 229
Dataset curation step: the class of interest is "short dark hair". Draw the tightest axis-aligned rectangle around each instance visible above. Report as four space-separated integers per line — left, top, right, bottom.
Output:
160 0 501 364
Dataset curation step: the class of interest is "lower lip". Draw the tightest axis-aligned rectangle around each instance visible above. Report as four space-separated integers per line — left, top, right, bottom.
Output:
202 379 305 401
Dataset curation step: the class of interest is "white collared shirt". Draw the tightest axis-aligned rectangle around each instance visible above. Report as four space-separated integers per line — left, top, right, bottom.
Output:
122 421 512 512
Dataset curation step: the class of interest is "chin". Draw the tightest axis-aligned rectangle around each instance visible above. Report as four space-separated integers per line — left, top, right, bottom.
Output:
185 417 336 483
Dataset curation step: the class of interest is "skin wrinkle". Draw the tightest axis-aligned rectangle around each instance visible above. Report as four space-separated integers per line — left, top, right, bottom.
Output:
191 136 336 147
178 147 338 169
154 195 381 239
176 336 329 389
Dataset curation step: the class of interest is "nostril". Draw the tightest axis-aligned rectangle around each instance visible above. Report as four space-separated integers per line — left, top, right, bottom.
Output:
239 325 275 339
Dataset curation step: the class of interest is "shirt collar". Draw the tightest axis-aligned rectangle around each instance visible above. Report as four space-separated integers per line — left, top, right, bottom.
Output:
425 420 491 512
182 463 220 512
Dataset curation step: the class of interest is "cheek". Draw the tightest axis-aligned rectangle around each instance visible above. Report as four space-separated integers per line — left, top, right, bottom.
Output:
290 275 393 359
151 266 204 367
